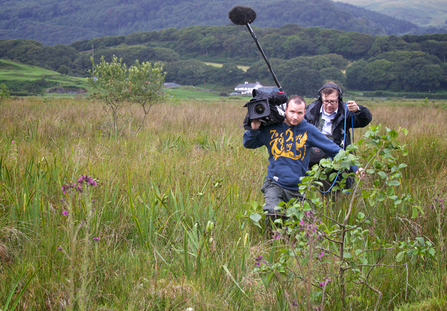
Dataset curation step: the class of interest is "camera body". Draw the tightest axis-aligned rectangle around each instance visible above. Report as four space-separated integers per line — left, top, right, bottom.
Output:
243 89 288 130
247 99 270 120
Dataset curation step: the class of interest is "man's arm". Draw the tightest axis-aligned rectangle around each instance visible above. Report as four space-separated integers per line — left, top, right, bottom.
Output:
243 119 264 149
346 101 372 128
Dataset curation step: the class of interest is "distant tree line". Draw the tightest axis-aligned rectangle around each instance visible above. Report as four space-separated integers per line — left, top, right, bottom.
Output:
0 25 446 96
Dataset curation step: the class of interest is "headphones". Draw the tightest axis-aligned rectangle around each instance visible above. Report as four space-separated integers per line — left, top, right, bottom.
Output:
318 83 343 103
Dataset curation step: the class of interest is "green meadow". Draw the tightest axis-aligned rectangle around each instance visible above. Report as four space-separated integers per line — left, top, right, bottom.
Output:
203 62 250 72
0 59 90 96
1 96 447 310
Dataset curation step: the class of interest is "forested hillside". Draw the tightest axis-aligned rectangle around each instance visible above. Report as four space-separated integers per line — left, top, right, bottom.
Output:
336 0 447 28
0 0 438 46
1 24 446 97
336 2 447 36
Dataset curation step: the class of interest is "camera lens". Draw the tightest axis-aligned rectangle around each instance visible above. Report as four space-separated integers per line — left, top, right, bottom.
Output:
254 103 265 115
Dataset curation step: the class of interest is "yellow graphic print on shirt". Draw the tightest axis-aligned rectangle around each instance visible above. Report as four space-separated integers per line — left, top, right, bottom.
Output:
269 129 308 161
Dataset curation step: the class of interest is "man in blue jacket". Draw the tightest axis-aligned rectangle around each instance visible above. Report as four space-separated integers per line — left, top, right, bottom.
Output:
243 95 359 228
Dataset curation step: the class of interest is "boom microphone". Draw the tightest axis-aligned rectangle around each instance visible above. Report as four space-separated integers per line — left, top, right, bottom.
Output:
228 6 283 92
228 6 257 25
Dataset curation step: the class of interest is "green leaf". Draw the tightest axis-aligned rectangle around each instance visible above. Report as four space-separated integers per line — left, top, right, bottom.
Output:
396 251 405 262
387 187 395 196
377 192 386 202
429 248 436 257
415 237 425 246
411 207 419 219
386 180 401 186
343 252 352 259
378 171 387 179
388 129 398 140
249 213 262 228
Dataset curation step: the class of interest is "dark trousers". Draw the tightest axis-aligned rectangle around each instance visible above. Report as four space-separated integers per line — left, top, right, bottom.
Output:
261 178 304 227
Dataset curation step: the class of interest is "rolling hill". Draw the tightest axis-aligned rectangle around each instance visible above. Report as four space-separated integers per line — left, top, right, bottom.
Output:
336 0 447 28
0 0 442 46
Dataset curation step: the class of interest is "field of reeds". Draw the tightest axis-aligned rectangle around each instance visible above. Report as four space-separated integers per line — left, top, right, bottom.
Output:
1 96 447 310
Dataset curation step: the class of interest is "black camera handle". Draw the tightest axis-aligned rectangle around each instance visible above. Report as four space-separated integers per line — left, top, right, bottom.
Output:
245 23 283 92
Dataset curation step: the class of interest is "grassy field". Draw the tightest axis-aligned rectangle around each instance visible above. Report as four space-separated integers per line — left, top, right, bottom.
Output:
0 96 447 310
0 59 90 96
203 62 250 72
164 86 230 100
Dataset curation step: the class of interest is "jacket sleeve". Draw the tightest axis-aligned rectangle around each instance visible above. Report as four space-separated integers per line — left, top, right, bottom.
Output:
349 105 372 129
243 129 264 149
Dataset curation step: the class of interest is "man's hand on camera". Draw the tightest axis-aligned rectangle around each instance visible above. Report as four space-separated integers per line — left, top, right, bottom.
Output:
251 119 261 129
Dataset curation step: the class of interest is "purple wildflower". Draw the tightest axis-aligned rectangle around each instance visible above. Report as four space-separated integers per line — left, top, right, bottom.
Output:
77 175 98 187
272 231 281 240
58 247 63 252
62 210 68 216
318 252 324 260
319 281 325 287
93 237 100 241
255 255 264 267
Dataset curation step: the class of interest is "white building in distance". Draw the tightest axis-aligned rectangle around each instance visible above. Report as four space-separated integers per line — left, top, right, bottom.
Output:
234 81 263 95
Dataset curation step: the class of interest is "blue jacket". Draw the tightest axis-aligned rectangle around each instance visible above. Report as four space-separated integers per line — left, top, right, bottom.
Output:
243 119 357 191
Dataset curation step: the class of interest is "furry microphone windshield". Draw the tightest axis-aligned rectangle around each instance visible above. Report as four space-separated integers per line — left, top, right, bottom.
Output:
228 6 257 25
228 5 284 92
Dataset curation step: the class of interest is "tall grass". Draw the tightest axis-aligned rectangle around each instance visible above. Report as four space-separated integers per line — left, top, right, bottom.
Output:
0 97 446 310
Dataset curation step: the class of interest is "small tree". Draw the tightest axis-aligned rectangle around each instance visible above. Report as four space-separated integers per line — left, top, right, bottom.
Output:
127 60 167 134
0 83 10 104
88 55 166 136
250 125 433 310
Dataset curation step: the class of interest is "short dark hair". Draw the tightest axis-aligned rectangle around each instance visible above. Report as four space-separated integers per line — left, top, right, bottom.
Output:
286 95 306 108
320 81 341 98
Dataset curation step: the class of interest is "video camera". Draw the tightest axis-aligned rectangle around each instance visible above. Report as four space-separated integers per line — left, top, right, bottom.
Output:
243 89 288 129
